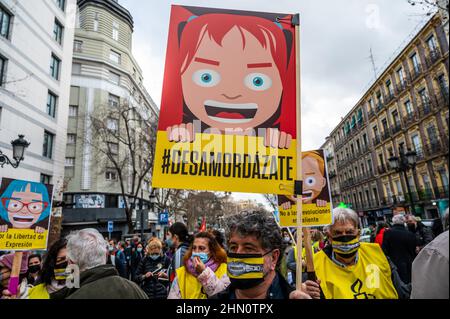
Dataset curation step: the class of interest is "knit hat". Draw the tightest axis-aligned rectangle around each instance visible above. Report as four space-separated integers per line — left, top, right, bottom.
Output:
0 252 30 274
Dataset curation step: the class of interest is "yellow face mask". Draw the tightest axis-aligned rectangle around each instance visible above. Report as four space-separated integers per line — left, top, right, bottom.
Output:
331 235 360 258
227 252 268 290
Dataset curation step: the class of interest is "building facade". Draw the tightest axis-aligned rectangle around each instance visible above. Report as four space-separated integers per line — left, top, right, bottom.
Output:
323 14 449 225
0 0 76 197
61 0 159 239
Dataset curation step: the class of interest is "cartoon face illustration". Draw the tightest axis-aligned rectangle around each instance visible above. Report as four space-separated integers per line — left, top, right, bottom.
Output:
302 152 326 204
181 25 283 131
0 180 50 230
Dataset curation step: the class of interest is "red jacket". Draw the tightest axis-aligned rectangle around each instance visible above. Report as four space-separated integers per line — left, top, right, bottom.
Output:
375 228 387 246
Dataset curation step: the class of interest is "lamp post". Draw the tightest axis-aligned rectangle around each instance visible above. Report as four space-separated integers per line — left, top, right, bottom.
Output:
388 147 417 215
149 192 157 238
140 189 144 242
0 135 30 168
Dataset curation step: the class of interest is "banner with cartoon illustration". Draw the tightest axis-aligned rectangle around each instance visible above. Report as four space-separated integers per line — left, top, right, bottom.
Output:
152 5 298 194
278 149 333 227
0 178 53 251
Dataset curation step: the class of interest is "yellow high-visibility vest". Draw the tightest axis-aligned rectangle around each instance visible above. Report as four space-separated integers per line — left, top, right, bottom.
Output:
28 283 50 299
176 263 227 299
314 243 398 299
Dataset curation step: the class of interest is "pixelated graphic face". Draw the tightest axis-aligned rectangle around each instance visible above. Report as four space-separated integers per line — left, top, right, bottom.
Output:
302 156 326 204
4 184 45 229
181 26 283 131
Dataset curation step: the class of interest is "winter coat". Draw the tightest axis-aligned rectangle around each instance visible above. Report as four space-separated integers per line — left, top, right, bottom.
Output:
135 255 171 299
382 224 417 284
115 249 128 278
409 222 434 249
168 242 190 283
50 264 148 299
375 228 386 246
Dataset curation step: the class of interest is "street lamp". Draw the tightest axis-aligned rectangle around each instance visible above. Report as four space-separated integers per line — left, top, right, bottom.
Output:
388 147 417 215
0 135 30 168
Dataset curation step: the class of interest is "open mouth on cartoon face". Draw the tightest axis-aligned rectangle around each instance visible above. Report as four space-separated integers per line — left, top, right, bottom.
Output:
302 190 313 200
12 215 35 224
204 100 258 124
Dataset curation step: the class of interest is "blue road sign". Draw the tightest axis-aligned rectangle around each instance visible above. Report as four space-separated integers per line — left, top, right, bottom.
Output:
159 211 169 225
107 221 114 233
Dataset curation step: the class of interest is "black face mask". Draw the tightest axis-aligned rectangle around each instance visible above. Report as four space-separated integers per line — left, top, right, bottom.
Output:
227 252 270 291
28 265 41 274
332 235 360 259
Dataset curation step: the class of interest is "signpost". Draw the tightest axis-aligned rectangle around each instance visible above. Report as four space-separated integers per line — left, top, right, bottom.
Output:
159 211 169 225
107 220 113 240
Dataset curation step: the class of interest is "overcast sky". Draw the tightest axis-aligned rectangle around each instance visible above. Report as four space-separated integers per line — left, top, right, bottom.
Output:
120 0 433 206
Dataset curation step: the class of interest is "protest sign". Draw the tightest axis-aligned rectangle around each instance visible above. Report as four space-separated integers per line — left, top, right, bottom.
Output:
0 178 53 251
152 5 298 195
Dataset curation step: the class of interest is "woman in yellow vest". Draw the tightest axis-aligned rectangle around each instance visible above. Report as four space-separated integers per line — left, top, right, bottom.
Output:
304 207 406 299
168 231 230 299
24 239 69 299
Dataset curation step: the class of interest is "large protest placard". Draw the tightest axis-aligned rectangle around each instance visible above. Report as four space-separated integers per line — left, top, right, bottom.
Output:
152 5 298 195
278 149 333 227
0 178 53 251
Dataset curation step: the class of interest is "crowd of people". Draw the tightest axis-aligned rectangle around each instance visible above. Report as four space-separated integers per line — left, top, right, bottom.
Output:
0 207 448 299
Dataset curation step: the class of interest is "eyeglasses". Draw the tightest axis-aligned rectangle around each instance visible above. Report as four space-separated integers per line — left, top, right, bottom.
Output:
1 198 48 214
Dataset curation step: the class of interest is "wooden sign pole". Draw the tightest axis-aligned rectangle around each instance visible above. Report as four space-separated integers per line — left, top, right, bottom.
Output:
294 15 303 290
8 252 23 298
303 228 316 280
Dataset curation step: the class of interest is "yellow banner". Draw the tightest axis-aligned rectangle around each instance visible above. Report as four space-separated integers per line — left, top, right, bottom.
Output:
279 202 332 227
0 228 49 251
152 131 297 195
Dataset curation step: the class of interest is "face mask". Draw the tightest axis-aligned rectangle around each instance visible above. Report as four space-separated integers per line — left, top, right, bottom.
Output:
54 261 69 281
165 238 173 248
150 254 160 260
332 235 360 258
137 248 143 253
227 252 270 290
283 236 291 243
191 252 209 264
108 246 114 252
28 265 41 274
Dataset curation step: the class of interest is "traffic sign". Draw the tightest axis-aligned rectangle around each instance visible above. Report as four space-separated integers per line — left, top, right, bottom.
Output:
107 221 114 233
158 211 169 225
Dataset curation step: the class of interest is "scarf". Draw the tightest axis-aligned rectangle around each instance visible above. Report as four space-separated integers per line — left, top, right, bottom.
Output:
185 257 220 277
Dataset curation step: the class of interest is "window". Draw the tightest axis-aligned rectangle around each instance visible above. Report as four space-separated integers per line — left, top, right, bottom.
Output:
55 0 65 11
40 174 52 184
368 159 373 173
43 131 55 159
47 92 57 118
386 79 393 95
105 170 117 181
0 5 12 39
73 40 83 52
439 170 448 189
53 20 63 44
397 68 405 85
107 118 118 132
108 94 119 108
410 53 420 73
411 134 422 153
368 98 374 110
65 157 75 167
109 71 120 85
437 74 448 98
391 110 400 126
50 54 61 80
112 21 119 41
418 88 429 105
363 134 368 147
404 100 413 115
108 142 118 155
69 105 78 117
381 118 388 132
373 125 378 136
72 63 81 75
67 134 76 144
395 180 403 195
0 55 6 86
109 50 121 64
426 124 438 143
422 174 432 190
426 35 438 53
93 12 99 31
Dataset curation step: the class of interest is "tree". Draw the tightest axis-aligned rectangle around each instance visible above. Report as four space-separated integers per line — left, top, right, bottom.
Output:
85 99 157 233
262 194 278 212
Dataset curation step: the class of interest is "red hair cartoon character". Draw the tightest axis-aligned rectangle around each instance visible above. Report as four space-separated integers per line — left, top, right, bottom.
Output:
160 6 297 149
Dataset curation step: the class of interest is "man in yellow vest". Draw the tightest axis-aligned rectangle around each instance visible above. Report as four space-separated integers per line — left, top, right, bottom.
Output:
303 207 410 299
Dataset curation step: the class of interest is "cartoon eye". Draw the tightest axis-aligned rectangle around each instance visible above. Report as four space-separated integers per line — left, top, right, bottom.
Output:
305 177 316 187
29 203 42 212
192 69 221 87
244 73 272 91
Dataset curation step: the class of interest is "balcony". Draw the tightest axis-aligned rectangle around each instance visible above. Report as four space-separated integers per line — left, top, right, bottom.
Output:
436 91 449 109
381 130 390 141
390 122 402 135
411 64 422 81
423 139 447 157
377 164 387 175
396 80 408 94
402 111 418 128
368 108 376 119
376 102 384 113
417 100 434 118
433 186 449 199
425 49 442 68
384 92 396 105
373 135 381 147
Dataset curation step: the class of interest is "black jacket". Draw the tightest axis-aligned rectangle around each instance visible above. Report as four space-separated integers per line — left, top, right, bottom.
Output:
50 264 148 299
135 255 171 299
209 271 294 300
382 224 417 284
409 222 434 248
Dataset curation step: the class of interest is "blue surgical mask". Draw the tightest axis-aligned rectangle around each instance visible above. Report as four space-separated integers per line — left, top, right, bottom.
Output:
137 248 143 253
165 238 173 248
150 254 160 260
191 252 209 264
